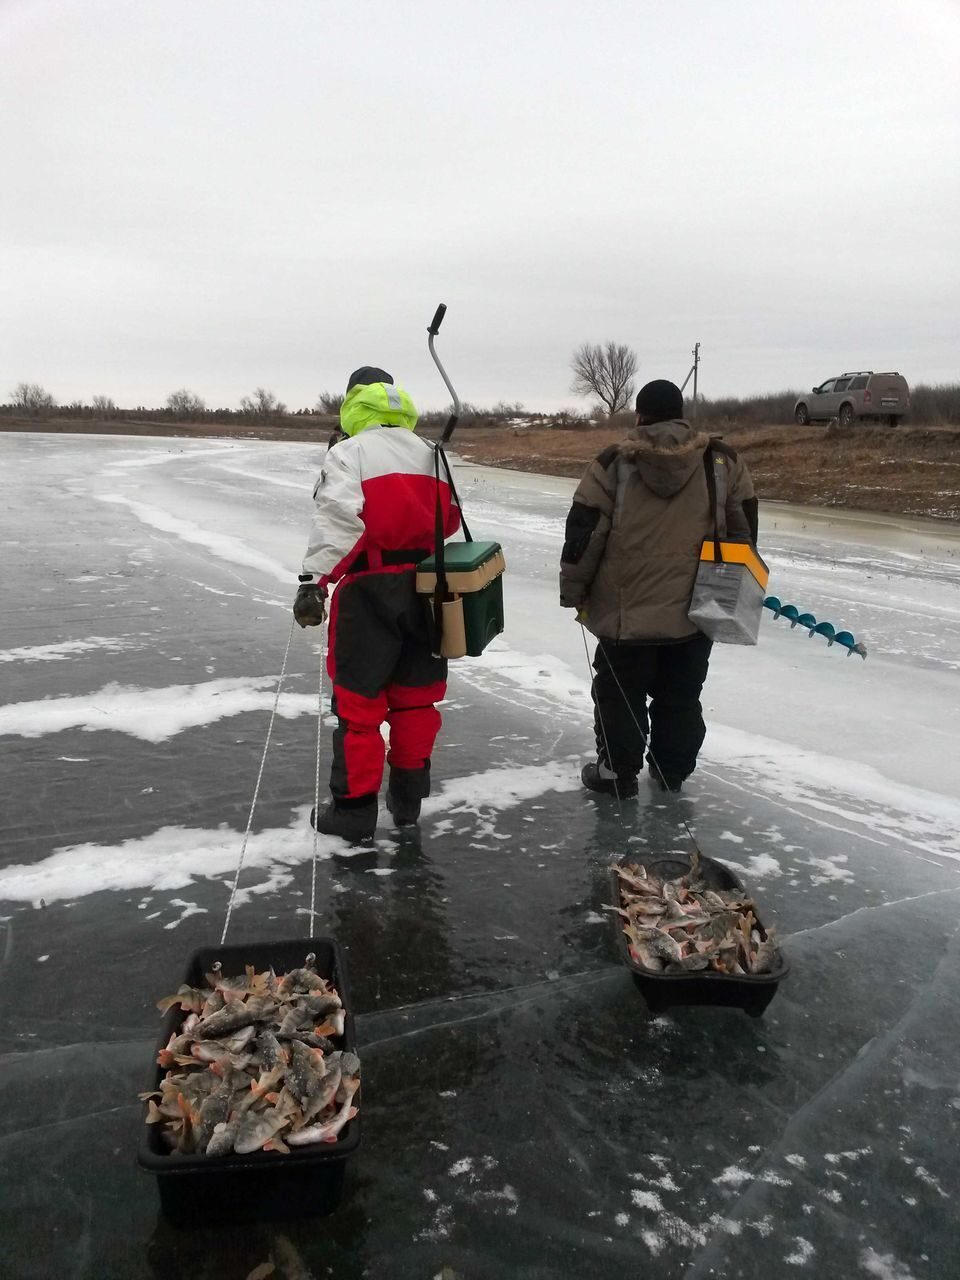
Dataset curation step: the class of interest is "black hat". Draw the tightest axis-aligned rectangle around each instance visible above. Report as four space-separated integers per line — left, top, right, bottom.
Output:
346 366 393 391
635 379 684 421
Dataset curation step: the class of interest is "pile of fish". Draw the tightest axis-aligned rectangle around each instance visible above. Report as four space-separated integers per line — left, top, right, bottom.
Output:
611 852 780 976
140 955 360 1157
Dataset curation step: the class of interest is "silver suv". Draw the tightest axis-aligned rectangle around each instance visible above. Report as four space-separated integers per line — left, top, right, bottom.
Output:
794 371 910 427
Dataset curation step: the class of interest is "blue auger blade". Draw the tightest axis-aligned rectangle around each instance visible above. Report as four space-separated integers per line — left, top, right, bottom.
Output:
834 630 857 649
764 596 782 615
797 613 818 632
779 604 800 624
811 621 836 642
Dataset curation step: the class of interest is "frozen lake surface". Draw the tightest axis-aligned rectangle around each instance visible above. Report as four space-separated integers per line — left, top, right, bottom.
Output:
2 431 959 1279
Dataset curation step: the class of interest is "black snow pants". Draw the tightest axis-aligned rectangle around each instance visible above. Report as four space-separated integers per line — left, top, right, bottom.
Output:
592 633 713 787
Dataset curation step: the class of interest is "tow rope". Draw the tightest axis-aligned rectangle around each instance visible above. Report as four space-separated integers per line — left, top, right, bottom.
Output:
220 620 326 943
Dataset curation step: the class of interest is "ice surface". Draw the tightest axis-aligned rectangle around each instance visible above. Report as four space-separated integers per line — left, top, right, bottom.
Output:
1 432 959 1279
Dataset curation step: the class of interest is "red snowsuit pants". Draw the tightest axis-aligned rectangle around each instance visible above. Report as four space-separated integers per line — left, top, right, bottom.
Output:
326 569 447 801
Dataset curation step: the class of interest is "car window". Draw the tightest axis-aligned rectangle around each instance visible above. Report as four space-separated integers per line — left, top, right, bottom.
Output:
849 376 868 390
834 378 851 392
818 380 835 393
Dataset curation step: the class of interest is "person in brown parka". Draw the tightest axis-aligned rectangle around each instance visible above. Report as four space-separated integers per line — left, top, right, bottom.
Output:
559 379 758 796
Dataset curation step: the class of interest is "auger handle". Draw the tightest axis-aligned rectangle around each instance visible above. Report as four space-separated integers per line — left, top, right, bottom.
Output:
428 304 447 336
426 302 460 442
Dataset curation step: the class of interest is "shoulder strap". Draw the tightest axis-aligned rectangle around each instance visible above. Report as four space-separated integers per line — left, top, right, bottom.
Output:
435 444 472 542
702 445 723 563
431 444 472 653
707 437 739 462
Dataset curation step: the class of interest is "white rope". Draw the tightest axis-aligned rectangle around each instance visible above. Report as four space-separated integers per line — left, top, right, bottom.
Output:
580 624 624 823
220 617 297 945
309 628 325 937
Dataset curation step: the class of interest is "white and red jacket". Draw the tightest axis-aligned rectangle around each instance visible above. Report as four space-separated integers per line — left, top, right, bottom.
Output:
301 427 462 589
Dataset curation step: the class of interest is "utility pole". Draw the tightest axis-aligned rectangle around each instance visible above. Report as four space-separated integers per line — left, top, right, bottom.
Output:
679 342 701 422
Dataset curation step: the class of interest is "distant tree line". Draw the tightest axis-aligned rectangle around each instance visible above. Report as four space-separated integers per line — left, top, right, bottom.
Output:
1 383 342 424
3 373 959 427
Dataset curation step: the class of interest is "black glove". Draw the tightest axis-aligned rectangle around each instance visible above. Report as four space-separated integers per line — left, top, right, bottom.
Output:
293 579 326 627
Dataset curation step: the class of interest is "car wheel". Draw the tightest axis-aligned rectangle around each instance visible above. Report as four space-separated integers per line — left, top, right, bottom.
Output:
795 404 810 425
838 403 855 427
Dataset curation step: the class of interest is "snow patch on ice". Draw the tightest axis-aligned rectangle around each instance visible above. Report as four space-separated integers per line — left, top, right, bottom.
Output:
706 725 960 863
467 1184 517 1214
0 676 315 742
914 1165 949 1198
652 1173 680 1191
859 1248 917 1279
747 1215 775 1237
707 1215 742 1236
631 1190 664 1212
722 853 783 880
97 493 294 583
0 635 142 664
448 1158 473 1177
825 1147 872 1164
461 639 960 861
714 1165 753 1188
421 759 581 817
162 899 209 929
0 809 330 906
454 640 592 715
785 1238 815 1266
805 855 855 886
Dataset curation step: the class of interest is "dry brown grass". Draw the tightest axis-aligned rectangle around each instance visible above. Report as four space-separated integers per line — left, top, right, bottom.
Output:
449 421 960 521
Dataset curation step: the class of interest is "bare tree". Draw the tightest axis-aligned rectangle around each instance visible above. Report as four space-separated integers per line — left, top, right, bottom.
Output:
166 388 205 418
92 395 116 418
240 387 286 418
10 382 55 414
315 390 345 415
570 342 639 417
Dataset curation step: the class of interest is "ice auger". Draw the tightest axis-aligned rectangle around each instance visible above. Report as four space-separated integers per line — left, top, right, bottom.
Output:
763 597 867 658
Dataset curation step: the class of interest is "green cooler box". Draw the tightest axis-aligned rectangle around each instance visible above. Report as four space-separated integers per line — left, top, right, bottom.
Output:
416 541 506 658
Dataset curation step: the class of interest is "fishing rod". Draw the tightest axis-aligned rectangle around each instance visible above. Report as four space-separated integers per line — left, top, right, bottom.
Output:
427 303 461 443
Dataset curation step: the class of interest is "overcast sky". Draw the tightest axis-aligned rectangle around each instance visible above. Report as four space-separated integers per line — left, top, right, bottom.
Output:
2 0 958 413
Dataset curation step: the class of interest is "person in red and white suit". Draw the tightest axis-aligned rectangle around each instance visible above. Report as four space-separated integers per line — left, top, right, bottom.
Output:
294 366 461 843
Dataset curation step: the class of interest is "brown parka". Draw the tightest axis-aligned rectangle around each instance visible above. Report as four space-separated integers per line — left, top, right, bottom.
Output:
559 419 757 642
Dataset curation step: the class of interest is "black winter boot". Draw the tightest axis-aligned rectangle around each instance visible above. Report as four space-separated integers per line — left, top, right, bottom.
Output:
310 797 377 844
648 764 683 794
386 764 431 827
580 760 639 798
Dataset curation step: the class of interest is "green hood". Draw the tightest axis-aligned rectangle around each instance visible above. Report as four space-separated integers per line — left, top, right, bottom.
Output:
339 381 418 436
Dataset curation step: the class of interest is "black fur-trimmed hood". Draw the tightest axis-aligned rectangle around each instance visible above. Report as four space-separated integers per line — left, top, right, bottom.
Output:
618 419 710 498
